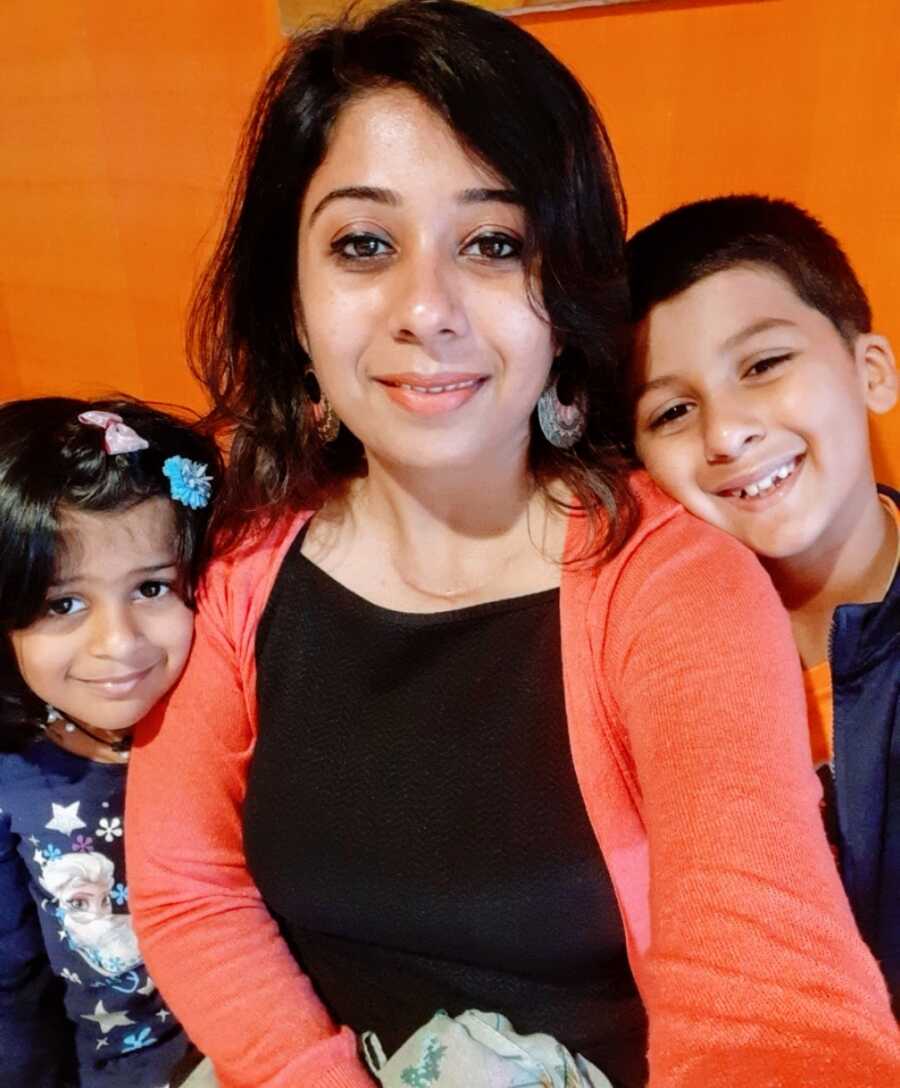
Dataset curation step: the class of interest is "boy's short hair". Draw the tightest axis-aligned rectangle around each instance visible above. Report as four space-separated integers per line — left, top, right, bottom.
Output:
627 195 871 348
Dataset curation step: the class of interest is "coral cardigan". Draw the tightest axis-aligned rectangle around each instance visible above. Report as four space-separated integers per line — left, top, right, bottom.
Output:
127 474 899 1088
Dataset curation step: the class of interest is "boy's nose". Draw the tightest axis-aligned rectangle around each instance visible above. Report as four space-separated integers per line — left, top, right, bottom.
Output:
702 400 766 462
389 249 470 349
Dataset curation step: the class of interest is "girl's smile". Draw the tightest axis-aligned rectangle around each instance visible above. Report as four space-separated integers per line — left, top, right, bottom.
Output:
10 497 194 734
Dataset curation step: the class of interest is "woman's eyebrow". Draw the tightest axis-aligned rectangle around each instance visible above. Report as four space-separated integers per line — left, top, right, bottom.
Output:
308 185 521 226
308 186 400 225
459 187 521 206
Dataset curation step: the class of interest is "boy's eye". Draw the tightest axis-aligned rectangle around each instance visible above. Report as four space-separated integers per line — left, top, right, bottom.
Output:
648 402 693 430
331 232 393 261
461 232 522 261
46 596 85 618
136 580 171 600
745 353 792 378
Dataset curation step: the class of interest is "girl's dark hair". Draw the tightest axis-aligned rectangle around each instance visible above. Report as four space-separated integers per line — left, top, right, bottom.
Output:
192 0 638 553
0 396 221 750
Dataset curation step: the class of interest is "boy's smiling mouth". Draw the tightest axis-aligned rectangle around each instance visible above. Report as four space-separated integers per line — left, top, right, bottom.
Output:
715 453 805 502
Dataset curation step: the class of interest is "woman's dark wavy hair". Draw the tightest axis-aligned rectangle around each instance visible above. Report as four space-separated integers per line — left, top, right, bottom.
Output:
192 0 638 555
0 397 221 752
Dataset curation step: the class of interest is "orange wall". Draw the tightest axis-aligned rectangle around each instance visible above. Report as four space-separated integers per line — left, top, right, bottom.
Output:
2 0 897 480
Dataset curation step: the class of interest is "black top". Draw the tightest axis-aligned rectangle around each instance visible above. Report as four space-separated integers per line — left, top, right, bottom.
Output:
245 529 647 1087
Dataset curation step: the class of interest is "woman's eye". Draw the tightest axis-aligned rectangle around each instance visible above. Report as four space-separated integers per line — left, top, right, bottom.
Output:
462 232 522 260
46 596 85 617
137 580 170 600
331 233 393 261
746 353 791 378
648 402 693 430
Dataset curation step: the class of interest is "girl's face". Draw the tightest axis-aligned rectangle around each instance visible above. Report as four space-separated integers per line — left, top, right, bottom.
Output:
10 498 194 733
296 88 556 475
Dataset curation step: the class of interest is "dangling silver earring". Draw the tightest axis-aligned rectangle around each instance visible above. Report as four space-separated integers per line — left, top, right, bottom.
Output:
303 369 340 444
537 373 586 449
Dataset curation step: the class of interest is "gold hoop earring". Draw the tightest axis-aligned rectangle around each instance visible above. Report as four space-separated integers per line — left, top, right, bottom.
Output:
303 370 341 444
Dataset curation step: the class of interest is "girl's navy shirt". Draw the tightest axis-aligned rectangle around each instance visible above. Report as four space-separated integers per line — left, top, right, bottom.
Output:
0 739 190 1087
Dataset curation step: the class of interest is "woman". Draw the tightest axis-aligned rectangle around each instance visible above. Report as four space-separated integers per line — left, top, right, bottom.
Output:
126 3 899 1086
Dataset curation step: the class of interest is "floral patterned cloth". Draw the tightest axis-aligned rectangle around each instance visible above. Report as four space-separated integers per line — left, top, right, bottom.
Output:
363 1010 614 1088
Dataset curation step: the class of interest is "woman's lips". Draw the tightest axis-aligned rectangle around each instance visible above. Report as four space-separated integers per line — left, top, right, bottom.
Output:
374 372 488 416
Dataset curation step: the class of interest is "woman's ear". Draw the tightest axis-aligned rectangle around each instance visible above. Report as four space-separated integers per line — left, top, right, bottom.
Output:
856 334 899 415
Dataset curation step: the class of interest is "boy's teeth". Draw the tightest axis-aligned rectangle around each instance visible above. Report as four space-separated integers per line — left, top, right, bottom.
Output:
734 457 798 499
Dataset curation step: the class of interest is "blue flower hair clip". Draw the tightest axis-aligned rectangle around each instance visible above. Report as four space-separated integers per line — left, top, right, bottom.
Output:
162 456 213 510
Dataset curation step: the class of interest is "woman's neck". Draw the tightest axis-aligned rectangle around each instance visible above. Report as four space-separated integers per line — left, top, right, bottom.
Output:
305 454 569 611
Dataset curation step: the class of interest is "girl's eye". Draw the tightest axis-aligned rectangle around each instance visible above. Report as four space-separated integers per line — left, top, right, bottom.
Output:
136 580 171 600
462 232 522 261
648 402 693 430
746 353 792 378
331 233 393 261
46 596 85 618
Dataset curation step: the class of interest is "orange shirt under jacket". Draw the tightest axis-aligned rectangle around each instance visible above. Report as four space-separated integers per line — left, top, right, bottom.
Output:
126 473 899 1088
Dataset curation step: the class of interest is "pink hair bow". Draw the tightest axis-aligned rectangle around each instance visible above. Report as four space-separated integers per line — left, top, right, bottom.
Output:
78 410 150 454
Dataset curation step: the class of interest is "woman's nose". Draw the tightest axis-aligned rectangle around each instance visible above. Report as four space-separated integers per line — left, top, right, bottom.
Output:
703 397 766 462
389 248 469 349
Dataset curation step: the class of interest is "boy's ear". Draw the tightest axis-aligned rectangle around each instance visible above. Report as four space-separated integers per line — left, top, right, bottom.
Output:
856 334 898 415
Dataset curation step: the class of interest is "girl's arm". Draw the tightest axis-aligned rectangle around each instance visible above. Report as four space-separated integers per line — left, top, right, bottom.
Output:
126 554 373 1088
0 804 70 1087
600 511 898 1085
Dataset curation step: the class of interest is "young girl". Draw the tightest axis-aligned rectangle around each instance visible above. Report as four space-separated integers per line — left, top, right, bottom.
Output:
0 397 219 1087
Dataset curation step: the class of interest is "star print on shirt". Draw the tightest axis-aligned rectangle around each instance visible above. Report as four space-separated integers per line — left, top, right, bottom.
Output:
96 1037 109 1050
81 1000 134 1034
45 801 87 835
155 1008 171 1021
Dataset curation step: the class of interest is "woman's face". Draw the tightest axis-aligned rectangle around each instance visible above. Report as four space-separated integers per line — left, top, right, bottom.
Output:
296 88 556 475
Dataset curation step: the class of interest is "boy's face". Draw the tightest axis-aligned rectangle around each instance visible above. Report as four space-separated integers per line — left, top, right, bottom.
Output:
633 264 896 562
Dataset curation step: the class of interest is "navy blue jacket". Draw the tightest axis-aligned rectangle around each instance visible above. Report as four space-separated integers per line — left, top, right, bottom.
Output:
832 485 900 1011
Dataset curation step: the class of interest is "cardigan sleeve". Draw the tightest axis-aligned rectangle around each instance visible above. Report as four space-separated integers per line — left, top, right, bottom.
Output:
600 509 899 1085
126 538 374 1088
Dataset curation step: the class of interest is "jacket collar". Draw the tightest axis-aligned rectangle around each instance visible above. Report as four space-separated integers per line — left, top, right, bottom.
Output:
830 485 900 680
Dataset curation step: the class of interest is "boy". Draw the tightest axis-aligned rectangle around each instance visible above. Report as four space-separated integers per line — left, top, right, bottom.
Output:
626 195 899 1008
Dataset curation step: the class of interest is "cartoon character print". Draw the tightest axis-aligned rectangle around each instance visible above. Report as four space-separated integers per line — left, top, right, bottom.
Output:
40 850 142 978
